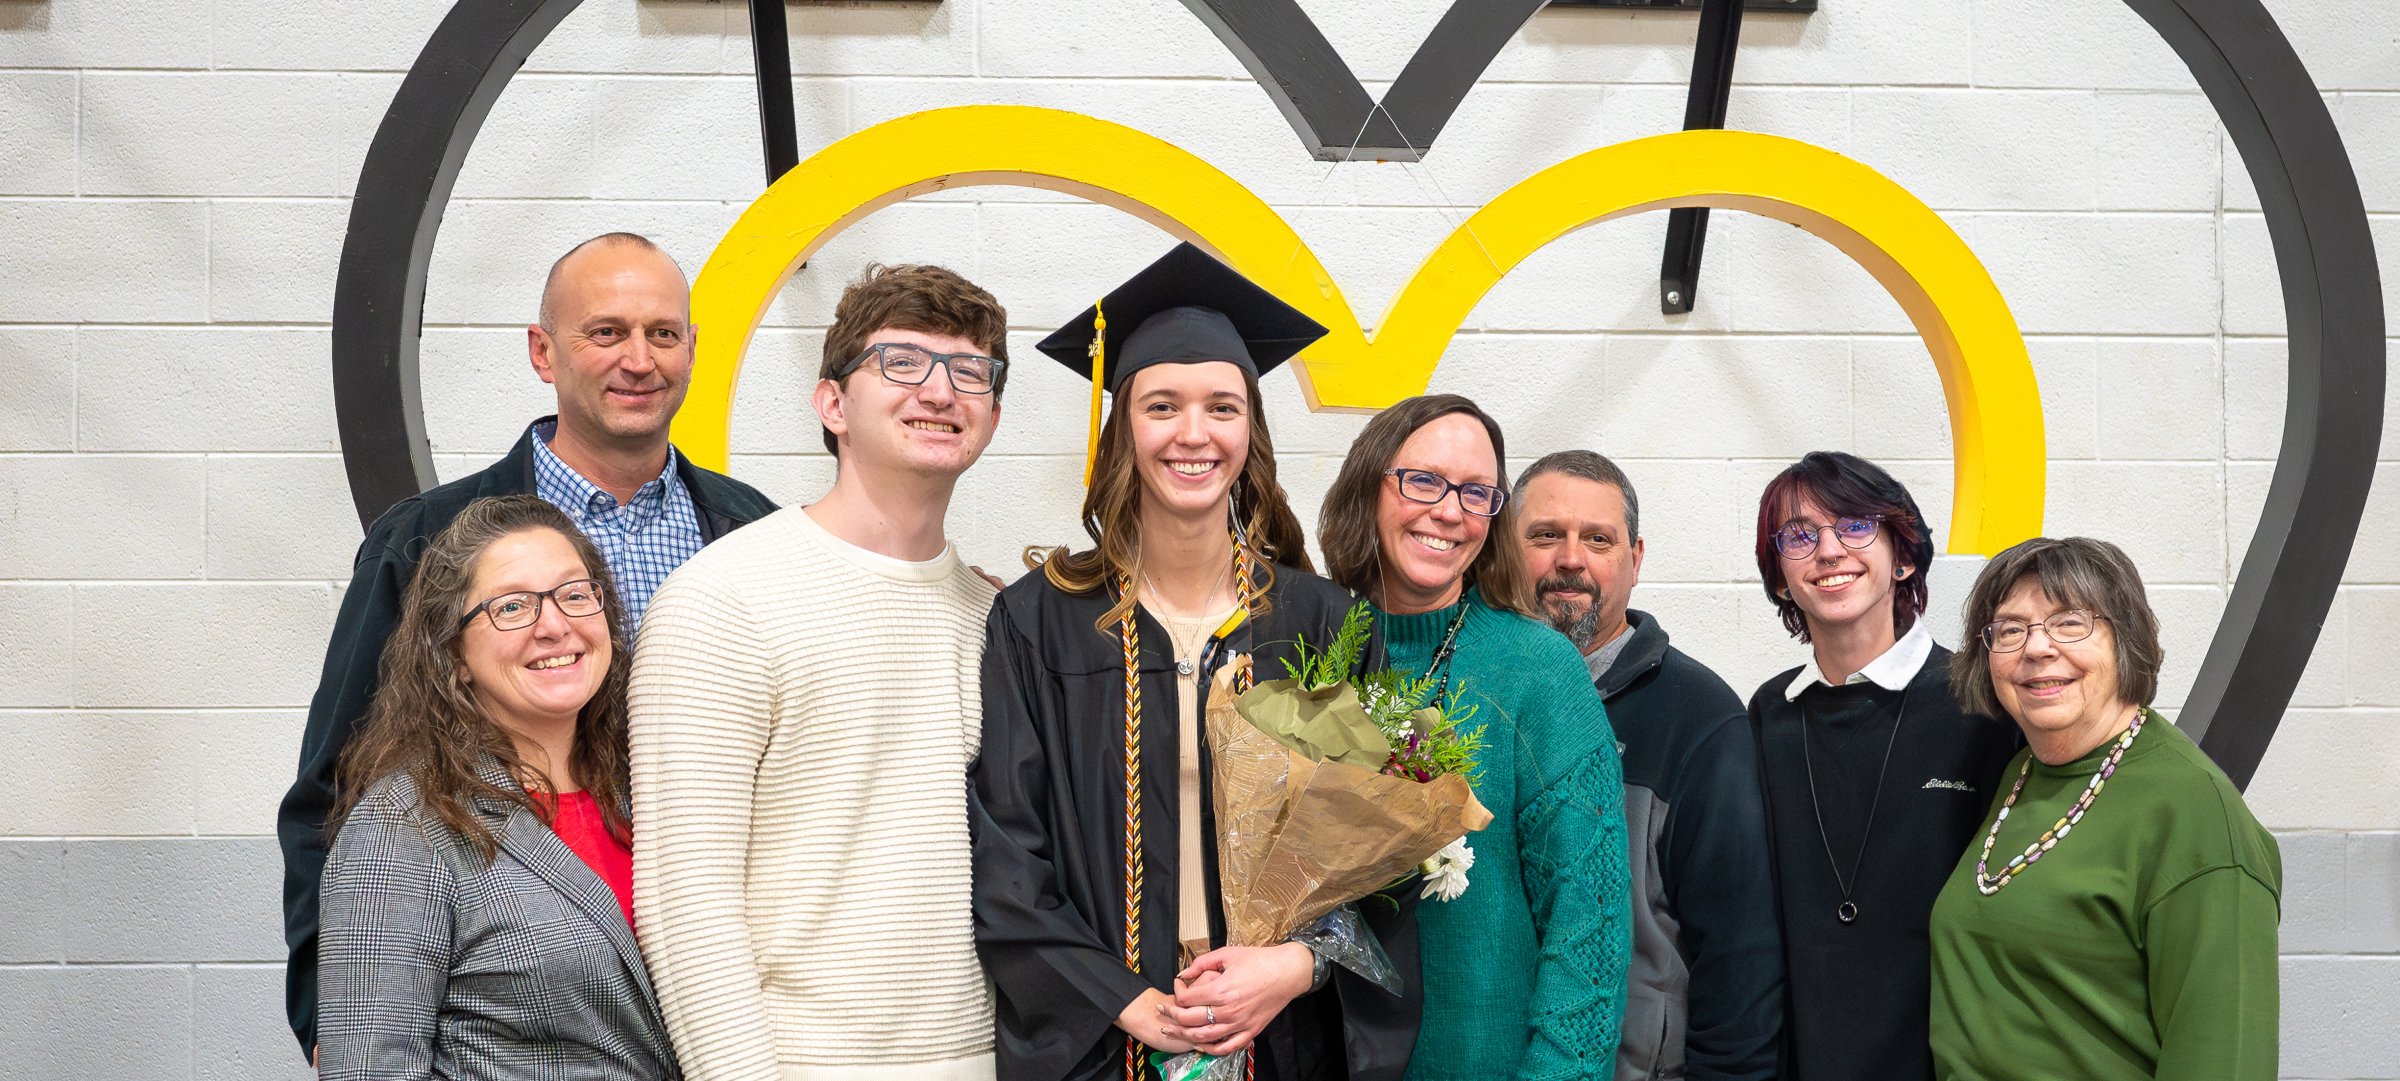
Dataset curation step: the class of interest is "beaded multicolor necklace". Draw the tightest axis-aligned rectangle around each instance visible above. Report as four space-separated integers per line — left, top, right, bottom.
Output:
1974 708 2146 896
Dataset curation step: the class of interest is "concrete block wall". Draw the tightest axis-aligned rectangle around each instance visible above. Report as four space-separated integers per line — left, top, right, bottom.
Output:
0 0 2391 1075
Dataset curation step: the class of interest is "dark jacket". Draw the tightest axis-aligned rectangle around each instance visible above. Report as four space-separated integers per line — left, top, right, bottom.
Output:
277 417 776 1052
1597 611 1784 1081
971 565 1420 1081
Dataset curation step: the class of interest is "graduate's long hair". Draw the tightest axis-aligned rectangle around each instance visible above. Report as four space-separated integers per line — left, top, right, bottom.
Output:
1030 365 1313 632
330 496 633 863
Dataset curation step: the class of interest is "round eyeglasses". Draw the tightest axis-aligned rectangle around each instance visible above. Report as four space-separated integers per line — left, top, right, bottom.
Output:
1385 467 1507 517
837 342 1005 394
1772 515 1884 559
460 578 606 632
1980 610 2107 653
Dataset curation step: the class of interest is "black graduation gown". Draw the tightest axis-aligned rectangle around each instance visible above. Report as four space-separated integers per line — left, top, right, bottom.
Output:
971 563 1422 1081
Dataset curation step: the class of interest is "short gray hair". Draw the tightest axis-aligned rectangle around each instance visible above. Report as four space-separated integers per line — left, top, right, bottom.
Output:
1512 449 1640 541
1950 536 2163 718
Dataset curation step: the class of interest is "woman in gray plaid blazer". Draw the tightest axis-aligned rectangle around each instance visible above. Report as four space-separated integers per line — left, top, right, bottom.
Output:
316 496 677 1080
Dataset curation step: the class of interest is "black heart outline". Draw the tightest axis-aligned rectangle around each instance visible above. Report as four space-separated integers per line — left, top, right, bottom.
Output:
2114 0 2382 786
329 0 2384 789
1174 0 1547 161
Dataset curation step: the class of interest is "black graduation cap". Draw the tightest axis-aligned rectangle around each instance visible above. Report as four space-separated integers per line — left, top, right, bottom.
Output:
1035 243 1327 480
1036 243 1326 389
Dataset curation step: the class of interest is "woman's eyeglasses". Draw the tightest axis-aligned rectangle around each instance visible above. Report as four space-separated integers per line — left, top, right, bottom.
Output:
1980 610 2106 653
460 579 606 632
1385 468 1507 518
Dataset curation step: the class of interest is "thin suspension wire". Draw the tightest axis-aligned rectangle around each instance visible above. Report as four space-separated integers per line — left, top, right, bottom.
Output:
1276 100 1504 338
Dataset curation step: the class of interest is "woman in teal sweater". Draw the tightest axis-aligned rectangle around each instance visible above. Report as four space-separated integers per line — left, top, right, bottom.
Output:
1930 537 2280 1080
1318 393 1632 1080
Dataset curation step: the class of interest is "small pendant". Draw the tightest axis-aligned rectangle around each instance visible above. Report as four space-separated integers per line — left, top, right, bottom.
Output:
1176 659 1194 676
1836 901 1859 924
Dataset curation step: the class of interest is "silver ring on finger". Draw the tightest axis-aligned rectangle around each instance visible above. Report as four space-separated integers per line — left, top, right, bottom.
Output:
1205 1006 1217 1025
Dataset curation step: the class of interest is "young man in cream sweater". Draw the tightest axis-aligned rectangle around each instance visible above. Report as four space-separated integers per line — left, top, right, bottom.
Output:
629 265 1009 1080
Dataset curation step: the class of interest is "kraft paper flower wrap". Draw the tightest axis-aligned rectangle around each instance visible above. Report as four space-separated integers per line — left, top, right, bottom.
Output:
1204 660 1493 950
1155 603 1490 1081
1156 653 1491 1081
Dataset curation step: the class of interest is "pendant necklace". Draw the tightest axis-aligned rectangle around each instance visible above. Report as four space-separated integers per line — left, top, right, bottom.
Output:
1367 597 1472 711
1140 562 1233 677
1423 602 1471 711
1798 681 1911 925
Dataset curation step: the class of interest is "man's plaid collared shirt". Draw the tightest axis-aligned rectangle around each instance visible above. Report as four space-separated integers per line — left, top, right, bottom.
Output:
530 421 702 638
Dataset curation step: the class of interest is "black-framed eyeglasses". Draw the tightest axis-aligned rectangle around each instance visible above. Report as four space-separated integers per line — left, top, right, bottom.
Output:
1980 610 2107 653
837 342 1005 394
1772 515 1884 559
1385 467 1507 517
459 578 607 632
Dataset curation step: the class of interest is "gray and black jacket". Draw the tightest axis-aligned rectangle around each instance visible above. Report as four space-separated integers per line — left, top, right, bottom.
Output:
1597 610 1785 1081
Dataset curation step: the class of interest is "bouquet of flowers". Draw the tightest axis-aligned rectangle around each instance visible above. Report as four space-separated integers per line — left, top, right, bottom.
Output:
1154 602 1490 1081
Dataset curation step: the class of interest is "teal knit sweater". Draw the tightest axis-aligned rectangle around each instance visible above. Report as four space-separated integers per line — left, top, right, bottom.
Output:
1380 589 1633 1081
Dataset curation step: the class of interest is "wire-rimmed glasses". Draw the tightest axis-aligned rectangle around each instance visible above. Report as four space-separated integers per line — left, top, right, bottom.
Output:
1771 515 1884 559
1980 610 2106 653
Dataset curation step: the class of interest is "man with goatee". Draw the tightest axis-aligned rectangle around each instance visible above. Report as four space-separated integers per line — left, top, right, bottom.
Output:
1514 450 1783 1081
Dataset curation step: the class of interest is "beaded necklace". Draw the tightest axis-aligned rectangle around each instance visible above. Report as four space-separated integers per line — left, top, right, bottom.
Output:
1974 709 2146 896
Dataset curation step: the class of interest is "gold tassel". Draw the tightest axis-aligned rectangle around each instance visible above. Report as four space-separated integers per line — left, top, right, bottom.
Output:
1084 300 1107 486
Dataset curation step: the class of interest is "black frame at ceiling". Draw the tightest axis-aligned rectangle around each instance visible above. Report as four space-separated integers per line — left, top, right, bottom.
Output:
329 0 2382 789
1550 0 1816 10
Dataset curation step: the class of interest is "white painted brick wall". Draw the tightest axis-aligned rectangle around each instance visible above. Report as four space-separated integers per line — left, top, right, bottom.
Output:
2 1 2395 1077
0 73 77 195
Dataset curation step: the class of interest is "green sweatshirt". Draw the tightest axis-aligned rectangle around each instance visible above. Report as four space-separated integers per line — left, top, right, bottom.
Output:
1930 709 2281 1081
1380 590 1633 1081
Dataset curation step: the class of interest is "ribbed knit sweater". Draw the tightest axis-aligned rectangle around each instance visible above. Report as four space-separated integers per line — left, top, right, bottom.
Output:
628 507 998 1081
1380 589 1634 1081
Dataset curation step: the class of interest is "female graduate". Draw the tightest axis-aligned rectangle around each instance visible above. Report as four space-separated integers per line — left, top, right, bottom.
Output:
971 244 1418 1081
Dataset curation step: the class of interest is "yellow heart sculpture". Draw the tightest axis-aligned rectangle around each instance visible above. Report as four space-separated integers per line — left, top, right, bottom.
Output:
679 105 2042 555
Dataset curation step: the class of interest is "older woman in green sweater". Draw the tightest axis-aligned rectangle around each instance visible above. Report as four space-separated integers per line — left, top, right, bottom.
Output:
1319 394 1632 1080
1930 537 2280 1080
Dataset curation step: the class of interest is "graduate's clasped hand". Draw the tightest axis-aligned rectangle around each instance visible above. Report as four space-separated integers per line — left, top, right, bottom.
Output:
1159 942 1318 1056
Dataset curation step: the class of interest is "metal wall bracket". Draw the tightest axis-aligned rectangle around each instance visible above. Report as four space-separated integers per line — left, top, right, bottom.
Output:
746 0 800 186
1659 0 1744 315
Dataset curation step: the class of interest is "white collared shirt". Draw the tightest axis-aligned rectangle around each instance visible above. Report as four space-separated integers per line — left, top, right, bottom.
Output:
1784 620 1934 701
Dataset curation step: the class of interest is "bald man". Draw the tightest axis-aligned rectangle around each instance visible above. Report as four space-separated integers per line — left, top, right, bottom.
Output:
275 233 777 1057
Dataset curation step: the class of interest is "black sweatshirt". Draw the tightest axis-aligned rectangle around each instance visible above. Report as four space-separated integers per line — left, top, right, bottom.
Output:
1747 643 2019 1081
1598 611 1784 1081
